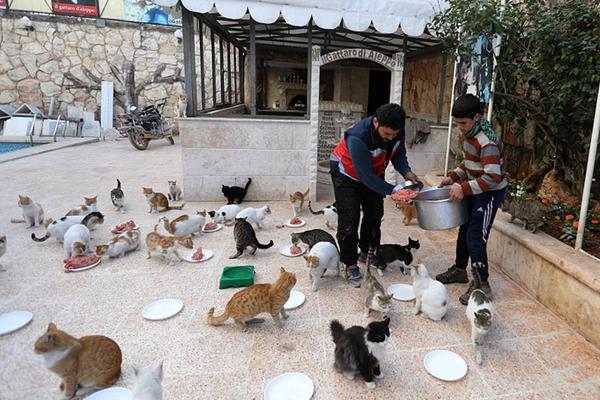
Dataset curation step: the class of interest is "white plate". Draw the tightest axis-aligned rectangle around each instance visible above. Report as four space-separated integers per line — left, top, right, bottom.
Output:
181 248 214 263
284 218 306 228
424 350 468 381
142 298 184 321
279 244 306 257
202 223 223 233
0 311 33 336
86 387 132 400
264 372 314 400
387 283 415 301
284 290 305 310
63 258 102 273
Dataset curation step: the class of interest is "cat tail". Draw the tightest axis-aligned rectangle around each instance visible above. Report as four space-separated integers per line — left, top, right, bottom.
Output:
31 232 50 242
207 307 229 326
302 187 310 199
330 320 345 343
308 201 324 215
10 218 25 223
257 240 274 249
244 178 252 191
117 179 121 189
167 202 186 210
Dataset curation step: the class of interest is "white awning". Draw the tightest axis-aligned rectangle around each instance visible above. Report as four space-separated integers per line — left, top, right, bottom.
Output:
154 0 448 36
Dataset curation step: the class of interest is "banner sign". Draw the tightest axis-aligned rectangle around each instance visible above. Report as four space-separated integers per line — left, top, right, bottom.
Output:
52 0 99 17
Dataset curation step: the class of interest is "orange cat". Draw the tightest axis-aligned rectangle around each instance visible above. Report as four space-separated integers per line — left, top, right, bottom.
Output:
142 187 185 213
65 196 98 216
208 267 297 331
396 201 417 225
289 187 310 216
34 323 122 399
145 225 193 265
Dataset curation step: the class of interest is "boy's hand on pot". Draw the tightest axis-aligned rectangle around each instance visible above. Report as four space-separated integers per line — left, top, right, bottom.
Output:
438 177 454 187
448 183 464 202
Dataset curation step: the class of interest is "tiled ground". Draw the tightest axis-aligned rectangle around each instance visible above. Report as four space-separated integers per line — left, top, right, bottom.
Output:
1 139 600 400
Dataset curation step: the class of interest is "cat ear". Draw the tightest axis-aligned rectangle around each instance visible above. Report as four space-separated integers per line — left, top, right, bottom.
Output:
47 322 57 331
280 266 286 273
383 316 390 326
133 367 139 376
154 361 164 381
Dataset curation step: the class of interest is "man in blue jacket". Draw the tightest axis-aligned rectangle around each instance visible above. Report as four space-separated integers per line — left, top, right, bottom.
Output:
330 103 420 287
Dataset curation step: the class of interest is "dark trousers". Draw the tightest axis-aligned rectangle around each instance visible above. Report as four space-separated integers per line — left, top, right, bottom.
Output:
331 170 384 266
455 187 506 281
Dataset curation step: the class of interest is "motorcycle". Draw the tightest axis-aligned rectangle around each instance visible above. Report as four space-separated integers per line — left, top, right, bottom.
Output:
116 103 174 150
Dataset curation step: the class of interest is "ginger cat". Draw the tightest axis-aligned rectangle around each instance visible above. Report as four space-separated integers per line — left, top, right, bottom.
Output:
289 187 310 216
207 267 297 332
145 225 193 265
395 201 417 225
142 187 185 213
65 196 98 216
11 195 45 227
34 323 122 399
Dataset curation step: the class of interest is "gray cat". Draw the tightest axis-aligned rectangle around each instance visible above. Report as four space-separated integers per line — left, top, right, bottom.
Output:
291 229 337 250
229 217 274 259
501 197 545 233
363 245 393 318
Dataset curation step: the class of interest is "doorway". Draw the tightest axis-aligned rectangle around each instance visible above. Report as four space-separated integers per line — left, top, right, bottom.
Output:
367 70 391 116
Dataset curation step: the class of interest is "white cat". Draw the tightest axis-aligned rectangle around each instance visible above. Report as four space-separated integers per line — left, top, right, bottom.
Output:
63 224 91 258
167 180 182 201
235 205 271 229
95 229 141 258
132 361 163 400
210 204 241 225
11 195 44 228
31 212 104 243
0 235 6 272
411 263 448 321
467 289 494 365
303 241 340 291
159 211 206 237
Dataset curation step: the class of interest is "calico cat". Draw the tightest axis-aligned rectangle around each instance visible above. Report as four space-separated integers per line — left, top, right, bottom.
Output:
65 196 98 216
209 204 241 225
291 228 337 250
175 94 188 118
229 217 274 259
159 210 206 236
142 187 185 213
395 201 417 225
207 267 297 331
372 237 420 276
235 205 271 229
132 361 163 400
411 264 448 321
501 197 545 233
63 224 91 258
11 195 44 227
167 180 182 201
0 235 6 272
34 323 122 399
308 201 338 230
363 246 393 318
145 225 193 265
330 317 390 390
111 179 125 213
467 289 493 365
222 178 252 204
303 241 340 291
32 212 104 243
289 188 310 216
96 229 141 258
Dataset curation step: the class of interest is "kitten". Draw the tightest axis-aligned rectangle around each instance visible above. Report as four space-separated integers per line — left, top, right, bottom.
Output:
175 94 188 118
0 235 6 272
145 225 194 266
132 361 163 400
11 195 44 227
372 237 420 276
303 241 340 291
290 228 337 250
411 264 448 321
34 323 122 399
207 267 297 331
222 178 252 204
63 224 91 258
159 210 206 237
229 217 274 259
308 201 338 230
363 246 393 318
142 187 185 213
395 201 417 225
65 196 98 216
111 179 125 213
235 205 271 229
330 317 390 390
96 229 141 258
167 180 182 201
501 197 545 233
32 212 104 243
289 188 310 216
209 204 241 225
467 289 493 365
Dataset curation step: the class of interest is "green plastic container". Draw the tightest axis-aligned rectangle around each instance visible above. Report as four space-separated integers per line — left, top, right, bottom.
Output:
219 265 255 289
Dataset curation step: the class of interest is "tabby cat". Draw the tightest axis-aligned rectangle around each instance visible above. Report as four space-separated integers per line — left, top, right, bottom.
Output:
222 178 252 204
501 197 545 233
289 188 310 216
363 246 393 318
207 267 297 331
142 187 185 213
467 289 494 365
11 195 44 227
291 228 337 250
372 237 420 276
34 323 122 399
229 217 274 259
145 225 194 265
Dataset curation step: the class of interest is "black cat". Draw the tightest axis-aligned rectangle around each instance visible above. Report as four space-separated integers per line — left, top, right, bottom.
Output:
222 178 252 204
371 237 420 275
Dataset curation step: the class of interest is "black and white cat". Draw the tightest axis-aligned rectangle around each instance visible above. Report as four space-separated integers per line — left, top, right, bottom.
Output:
291 228 337 250
330 317 390 390
371 237 420 276
111 179 125 213
222 178 252 204
308 201 338 230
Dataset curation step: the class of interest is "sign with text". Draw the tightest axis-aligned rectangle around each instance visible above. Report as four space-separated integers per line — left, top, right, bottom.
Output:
318 48 400 70
52 0 98 17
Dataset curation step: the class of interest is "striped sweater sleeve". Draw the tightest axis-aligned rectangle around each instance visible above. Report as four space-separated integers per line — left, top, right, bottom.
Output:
461 142 503 195
449 162 468 182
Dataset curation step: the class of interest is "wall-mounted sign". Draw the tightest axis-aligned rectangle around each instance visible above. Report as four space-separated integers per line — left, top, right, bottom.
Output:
123 0 181 26
51 0 98 17
317 48 400 70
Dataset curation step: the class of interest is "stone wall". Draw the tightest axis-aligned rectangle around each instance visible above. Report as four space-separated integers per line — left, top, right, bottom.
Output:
0 14 185 119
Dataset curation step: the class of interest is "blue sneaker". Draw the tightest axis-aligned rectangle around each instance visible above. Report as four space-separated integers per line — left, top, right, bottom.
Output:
347 264 362 288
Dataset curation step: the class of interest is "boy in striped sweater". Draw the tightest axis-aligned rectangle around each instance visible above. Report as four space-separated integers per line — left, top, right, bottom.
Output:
436 94 507 305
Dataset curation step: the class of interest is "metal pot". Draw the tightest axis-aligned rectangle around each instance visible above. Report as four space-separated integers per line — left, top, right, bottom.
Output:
413 187 467 230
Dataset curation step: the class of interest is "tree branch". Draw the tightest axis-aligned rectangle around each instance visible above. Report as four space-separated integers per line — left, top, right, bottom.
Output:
109 63 124 85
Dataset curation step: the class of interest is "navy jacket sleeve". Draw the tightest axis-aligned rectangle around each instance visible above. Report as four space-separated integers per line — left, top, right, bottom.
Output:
391 130 412 177
347 135 395 196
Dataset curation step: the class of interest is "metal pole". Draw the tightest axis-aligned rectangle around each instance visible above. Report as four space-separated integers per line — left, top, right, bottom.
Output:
199 18 206 110
486 0 506 122
306 19 312 118
250 18 257 116
444 55 459 176
437 53 448 124
182 8 197 116
575 82 600 250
